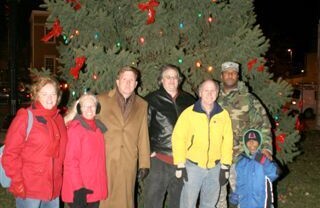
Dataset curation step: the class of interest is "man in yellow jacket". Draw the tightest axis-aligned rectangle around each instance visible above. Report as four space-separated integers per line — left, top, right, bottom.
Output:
172 79 233 208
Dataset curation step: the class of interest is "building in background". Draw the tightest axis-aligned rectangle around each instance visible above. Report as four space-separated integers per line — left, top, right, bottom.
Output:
284 20 320 119
29 10 59 73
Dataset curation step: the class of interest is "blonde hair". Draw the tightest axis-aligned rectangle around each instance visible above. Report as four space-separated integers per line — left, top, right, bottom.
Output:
30 76 61 103
78 93 98 106
117 66 140 80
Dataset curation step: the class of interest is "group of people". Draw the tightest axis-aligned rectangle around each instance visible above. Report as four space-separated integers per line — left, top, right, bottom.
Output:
1 62 280 208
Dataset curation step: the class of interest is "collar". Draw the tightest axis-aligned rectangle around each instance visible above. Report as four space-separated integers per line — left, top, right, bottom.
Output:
74 115 107 133
192 99 223 119
220 81 248 96
159 86 180 100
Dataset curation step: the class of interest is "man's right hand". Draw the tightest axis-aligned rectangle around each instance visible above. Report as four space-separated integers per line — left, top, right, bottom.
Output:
175 163 188 182
219 164 230 186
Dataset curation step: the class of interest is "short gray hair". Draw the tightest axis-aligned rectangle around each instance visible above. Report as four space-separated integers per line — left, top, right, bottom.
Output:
198 79 219 95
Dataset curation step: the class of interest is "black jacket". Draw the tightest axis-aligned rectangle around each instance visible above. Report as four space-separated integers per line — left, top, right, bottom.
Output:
145 87 195 155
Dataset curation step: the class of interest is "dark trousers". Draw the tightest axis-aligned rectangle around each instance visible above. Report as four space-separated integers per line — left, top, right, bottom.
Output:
143 157 183 208
68 201 99 208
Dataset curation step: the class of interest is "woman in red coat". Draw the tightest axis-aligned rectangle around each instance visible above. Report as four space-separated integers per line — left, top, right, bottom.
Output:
2 76 68 208
62 93 108 208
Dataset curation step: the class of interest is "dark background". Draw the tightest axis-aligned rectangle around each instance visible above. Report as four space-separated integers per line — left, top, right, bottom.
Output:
255 0 319 72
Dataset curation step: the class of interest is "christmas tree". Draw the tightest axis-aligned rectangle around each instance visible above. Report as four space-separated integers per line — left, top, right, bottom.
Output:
40 0 300 164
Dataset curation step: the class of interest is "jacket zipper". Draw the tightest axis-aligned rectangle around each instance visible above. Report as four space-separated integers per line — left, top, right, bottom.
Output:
206 116 211 168
173 99 179 118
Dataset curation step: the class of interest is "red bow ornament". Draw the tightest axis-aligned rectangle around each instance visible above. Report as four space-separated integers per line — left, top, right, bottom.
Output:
66 0 82 11
41 19 63 43
70 56 86 79
138 0 160 24
275 133 286 152
247 58 257 71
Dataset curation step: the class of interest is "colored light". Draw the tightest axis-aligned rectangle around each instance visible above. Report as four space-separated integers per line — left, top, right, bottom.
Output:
179 23 184 29
178 58 183 64
208 66 213 72
94 32 100 40
139 37 145 44
116 41 121 47
196 61 201 68
208 17 213 23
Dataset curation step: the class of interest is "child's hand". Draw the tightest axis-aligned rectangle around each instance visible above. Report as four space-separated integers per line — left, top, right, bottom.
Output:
261 149 273 160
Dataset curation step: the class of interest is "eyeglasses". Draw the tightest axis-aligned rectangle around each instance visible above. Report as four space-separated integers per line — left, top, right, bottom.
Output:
163 75 179 80
81 105 96 110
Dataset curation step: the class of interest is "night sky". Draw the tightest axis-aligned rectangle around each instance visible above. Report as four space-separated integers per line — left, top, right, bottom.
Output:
255 0 319 55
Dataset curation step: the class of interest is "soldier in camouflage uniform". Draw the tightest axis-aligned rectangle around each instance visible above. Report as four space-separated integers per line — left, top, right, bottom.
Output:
216 61 273 208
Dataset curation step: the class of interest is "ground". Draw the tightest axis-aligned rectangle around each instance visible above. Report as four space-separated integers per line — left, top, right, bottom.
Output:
276 128 320 208
1 116 320 207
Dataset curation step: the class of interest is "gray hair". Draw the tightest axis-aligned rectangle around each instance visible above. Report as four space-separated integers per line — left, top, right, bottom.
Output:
157 64 183 86
198 79 220 95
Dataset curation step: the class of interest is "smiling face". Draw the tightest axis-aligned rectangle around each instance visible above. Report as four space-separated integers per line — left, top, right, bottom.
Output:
116 71 138 99
246 140 259 154
221 69 239 90
161 68 179 95
79 95 97 120
199 80 218 107
37 83 58 110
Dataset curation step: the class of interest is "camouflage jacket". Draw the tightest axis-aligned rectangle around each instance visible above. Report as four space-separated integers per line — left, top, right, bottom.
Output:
217 81 272 161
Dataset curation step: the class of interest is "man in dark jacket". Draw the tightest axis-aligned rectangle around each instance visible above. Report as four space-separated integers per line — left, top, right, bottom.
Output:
143 64 195 208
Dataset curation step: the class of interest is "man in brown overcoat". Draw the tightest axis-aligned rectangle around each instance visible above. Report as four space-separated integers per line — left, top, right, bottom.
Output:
97 66 150 208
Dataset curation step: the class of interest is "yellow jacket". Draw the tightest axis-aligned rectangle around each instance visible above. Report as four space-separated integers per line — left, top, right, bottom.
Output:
172 100 233 169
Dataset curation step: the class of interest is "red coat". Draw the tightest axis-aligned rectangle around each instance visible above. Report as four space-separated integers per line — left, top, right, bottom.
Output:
2 107 67 200
62 117 108 203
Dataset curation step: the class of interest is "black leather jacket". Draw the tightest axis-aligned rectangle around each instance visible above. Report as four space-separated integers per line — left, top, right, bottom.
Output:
145 87 195 155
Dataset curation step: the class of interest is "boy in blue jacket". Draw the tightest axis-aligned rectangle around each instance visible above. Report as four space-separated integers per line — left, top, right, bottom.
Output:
229 129 279 208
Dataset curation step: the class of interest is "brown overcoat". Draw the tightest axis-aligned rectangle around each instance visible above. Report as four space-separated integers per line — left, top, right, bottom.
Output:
97 89 150 208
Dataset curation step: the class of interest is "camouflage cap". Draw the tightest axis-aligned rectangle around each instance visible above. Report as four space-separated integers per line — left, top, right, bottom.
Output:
221 61 239 73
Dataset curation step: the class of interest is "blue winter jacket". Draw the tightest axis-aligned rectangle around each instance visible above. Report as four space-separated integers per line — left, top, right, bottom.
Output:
230 151 278 208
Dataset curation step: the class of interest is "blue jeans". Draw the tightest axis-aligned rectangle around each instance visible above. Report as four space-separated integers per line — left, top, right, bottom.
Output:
16 197 59 208
180 160 221 208
143 157 183 208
